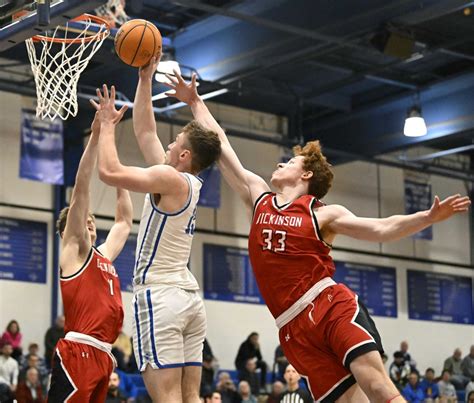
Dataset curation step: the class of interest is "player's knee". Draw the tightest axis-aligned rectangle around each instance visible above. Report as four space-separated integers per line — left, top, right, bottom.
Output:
364 375 396 400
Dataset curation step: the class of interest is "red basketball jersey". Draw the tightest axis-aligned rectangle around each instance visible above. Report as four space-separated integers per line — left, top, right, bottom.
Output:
248 193 335 318
60 247 124 343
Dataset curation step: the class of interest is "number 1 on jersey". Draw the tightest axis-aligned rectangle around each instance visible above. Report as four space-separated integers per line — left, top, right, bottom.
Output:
262 229 287 252
108 279 114 296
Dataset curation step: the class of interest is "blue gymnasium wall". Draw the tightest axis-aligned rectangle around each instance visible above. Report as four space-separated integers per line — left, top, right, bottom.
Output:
0 92 472 374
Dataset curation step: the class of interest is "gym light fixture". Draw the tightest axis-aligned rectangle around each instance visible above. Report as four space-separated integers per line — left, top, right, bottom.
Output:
403 106 427 137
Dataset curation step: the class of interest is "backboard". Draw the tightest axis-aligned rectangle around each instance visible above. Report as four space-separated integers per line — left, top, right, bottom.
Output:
0 0 107 51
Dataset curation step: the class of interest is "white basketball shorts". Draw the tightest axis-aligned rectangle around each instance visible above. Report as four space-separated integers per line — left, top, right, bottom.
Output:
132 284 206 371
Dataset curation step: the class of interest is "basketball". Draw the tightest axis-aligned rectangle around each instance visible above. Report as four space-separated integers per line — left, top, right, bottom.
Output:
114 19 162 67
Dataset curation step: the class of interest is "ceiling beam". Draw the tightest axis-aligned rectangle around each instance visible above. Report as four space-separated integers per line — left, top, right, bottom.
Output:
305 60 418 90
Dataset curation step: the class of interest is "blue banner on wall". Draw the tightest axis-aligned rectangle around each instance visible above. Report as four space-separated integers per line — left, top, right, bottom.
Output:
203 243 263 304
0 217 47 283
20 109 64 185
407 270 473 325
198 165 221 208
404 178 432 240
333 261 397 317
96 230 136 292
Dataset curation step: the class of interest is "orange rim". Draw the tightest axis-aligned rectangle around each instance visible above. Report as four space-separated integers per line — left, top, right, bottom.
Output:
31 14 110 43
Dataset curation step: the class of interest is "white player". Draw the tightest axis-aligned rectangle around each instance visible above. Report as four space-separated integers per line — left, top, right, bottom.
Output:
92 59 221 403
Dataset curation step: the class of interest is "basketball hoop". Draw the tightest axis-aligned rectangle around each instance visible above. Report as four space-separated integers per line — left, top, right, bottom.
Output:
25 14 111 121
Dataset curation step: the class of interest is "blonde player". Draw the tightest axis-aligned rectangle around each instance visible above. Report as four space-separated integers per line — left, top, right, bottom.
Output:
92 62 221 402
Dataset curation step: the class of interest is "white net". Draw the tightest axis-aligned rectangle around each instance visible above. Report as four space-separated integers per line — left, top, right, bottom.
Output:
25 16 109 121
95 0 129 27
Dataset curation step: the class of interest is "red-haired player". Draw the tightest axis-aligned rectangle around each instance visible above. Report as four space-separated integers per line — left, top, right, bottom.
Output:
165 71 471 403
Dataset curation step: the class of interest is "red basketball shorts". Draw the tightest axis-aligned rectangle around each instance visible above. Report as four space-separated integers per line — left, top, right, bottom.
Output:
279 283 383 402
47 339 114 403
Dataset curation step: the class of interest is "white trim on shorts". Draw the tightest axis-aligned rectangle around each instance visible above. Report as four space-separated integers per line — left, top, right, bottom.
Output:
317 373 352 403
56 347 78 402
341 294 376 367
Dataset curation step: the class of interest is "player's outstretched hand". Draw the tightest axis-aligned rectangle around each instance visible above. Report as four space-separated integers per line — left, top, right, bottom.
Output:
427 194 471 224
139 56 161 81
90 85 128 125
164 70 198 105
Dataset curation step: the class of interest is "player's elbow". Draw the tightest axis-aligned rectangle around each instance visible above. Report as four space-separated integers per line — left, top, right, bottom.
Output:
98 166 119 186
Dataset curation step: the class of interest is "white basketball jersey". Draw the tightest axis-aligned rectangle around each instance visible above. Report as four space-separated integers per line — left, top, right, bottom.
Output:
133 173 202 291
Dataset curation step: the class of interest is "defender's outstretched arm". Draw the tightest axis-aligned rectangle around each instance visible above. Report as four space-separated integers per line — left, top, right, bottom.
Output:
164 72 270 211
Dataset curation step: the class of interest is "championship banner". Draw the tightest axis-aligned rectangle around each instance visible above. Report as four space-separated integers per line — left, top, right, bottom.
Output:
203 243 264 304
19 109 64 185
0 217 47 284
404 171 432 240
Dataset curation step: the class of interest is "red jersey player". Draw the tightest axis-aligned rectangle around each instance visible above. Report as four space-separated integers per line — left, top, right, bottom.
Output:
165 72 471 403
48 110 132 402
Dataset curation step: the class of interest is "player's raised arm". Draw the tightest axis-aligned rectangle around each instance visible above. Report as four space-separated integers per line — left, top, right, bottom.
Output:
133 56 166 166
60 113 101 257
164 71 270 210
93 85 189 196
322 194 471 243
97 188 133 262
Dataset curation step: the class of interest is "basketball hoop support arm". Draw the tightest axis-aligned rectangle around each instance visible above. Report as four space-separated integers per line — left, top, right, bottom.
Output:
37 0 51 26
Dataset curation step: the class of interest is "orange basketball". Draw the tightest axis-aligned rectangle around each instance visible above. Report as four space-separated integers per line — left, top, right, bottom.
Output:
114 19 162 67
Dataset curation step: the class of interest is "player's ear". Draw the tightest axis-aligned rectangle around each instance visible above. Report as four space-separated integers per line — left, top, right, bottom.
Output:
180 149 191 161
301 171 313 180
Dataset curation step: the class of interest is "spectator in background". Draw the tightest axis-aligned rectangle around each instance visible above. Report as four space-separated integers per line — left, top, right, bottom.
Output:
464 377 474 403
203 391 222 403
279 364 312 403
438 369 458 403
1 320 23 361
200 354 215 397
105 372 127 403
274 345 288 382
238 381 256 403
462 347 474 383
389 351 411 391
419 367 439 402
235 333 267 390
112 331 133 372
466 377 474 403
401 372 424 403
467 391 474 403
267 381 285 403
18 354 48 393
43 316 64 369
204 339 220 376
15 367 44 403
0 343 19 402
216 372 241 403
444 348 468 390
238 359 260 396
396 340 417 373
21 344 46 373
